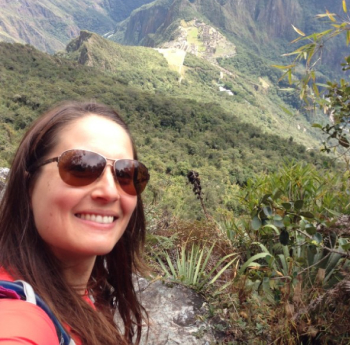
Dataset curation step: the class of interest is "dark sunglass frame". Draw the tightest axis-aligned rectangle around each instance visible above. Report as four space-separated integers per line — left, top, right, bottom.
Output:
29 149 150 196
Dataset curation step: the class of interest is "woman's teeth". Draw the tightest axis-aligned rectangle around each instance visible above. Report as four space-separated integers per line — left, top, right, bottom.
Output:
77 214 115 224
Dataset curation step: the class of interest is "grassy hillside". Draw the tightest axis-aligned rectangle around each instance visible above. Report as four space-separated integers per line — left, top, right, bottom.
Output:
0 41 333 219
0 0 154 53
63 31 325 149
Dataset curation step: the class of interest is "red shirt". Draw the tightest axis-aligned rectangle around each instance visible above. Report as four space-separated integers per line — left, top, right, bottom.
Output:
0 268 93 345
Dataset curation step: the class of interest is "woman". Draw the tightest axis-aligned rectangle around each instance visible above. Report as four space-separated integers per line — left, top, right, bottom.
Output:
0 101 150 344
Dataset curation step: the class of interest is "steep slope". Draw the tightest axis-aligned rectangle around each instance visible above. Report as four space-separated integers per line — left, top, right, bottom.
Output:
63 31 323 150
101 0 159 23
109 0 304 47
65 30 168 71
0 41 332 217
63 30 180 93
109 0 344 68
0 0 153 53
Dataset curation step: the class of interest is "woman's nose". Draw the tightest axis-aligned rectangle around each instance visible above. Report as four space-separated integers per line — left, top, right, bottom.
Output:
90 165 120 202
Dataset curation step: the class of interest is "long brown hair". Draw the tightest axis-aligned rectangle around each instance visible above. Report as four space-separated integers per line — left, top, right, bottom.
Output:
0 101 147 344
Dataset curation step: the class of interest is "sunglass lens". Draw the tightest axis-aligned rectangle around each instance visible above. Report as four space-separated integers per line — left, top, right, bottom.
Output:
59 150 105 186
58 150 149 194
115 160 150 195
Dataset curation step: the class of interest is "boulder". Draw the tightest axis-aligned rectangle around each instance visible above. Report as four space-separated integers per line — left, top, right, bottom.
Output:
0 168 9 200
137 278 215 345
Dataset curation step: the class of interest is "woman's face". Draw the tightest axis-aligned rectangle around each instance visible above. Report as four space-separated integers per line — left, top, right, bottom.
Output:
31 115 137 265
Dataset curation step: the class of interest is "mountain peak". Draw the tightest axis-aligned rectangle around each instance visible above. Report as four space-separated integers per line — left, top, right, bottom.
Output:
66 31 94 52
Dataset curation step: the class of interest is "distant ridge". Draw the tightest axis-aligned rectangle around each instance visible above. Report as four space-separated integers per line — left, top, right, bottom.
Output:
63 30 172 78
61 30 321 151
0 0 153 53
109 0 304 47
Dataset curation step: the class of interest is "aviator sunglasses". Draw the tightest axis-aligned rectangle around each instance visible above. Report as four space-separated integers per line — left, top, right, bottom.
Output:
30 149 150 196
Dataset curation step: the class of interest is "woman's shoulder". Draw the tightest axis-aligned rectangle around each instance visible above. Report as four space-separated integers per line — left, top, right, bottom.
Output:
0 299 59 345
0 268 59 344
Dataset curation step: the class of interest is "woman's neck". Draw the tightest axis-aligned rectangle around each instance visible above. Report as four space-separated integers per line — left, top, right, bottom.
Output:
60 256 96 294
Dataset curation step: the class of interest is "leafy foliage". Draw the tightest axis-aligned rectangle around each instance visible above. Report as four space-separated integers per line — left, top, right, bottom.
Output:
216 162 350 344
157 243 238 292
275 4 350 157
148 161 350 344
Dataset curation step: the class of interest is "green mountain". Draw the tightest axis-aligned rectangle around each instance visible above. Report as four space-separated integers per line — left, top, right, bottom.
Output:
63 30 320 146
109 0 345 72
0 41 332 218
110 0 303 46
0 0 343 63
0 0 153 53
108 0 326 46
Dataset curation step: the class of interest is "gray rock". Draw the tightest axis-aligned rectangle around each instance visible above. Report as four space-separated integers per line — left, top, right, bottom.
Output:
136 278 215 345
0 168 9 181
0 168 9 201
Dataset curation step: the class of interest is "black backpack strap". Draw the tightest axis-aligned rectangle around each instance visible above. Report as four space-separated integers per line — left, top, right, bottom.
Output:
0 280 76 345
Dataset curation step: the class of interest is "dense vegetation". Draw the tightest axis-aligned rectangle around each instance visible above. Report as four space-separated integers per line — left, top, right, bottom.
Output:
63 31 324 147
150 162 350 344
0 42 332 219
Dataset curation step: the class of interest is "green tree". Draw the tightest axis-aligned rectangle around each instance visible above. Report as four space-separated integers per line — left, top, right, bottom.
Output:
275 1 350 158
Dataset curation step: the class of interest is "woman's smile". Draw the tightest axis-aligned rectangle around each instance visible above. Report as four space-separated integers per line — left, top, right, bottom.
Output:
75 213 116 224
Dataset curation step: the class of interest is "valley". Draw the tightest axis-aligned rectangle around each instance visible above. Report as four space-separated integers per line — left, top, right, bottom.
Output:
0 0 340 153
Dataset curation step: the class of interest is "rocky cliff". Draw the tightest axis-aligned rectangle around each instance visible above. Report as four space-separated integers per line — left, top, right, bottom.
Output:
0 0 153 53
109 0 307 47
108 0 345 70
